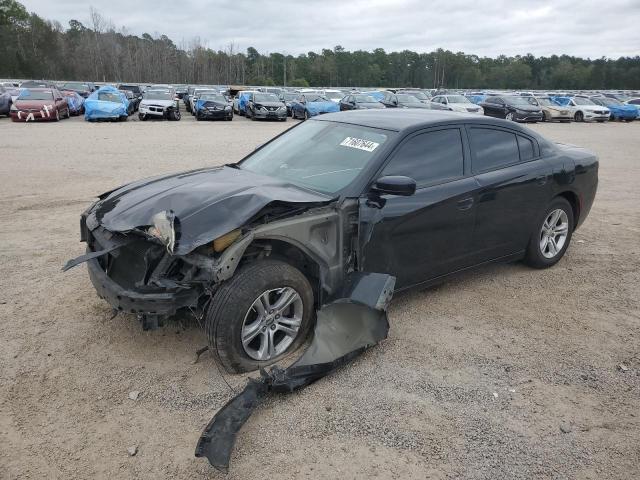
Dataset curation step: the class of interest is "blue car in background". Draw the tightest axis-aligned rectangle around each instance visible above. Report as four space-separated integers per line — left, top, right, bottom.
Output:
291 93 340 120
61 90 85 115
84 86 129 122
590 96 637 121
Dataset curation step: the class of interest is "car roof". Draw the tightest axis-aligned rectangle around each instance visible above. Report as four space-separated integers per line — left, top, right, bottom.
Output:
314 109 531 133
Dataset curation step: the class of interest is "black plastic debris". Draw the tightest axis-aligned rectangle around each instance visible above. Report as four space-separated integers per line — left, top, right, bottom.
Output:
195 272 395 472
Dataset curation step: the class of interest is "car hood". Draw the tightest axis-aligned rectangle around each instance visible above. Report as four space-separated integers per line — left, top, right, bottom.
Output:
14 99 53 109
306 101 340 114
510 105 541 112
197 99 227 109
87 166 334 255
400 102 431 109
140 99 175 108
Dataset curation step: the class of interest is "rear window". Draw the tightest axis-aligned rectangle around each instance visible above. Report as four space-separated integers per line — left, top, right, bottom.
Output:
517 135 536 161
470 128 520 173
382 129 464 186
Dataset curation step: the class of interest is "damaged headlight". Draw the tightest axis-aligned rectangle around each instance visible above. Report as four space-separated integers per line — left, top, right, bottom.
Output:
147 210 176 253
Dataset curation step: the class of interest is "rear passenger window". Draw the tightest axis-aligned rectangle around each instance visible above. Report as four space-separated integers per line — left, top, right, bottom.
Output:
517 135 535 161
382 129 464 186
470 128 519 173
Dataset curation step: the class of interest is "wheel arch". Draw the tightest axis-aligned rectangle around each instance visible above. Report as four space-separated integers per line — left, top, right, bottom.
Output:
555 190 580 230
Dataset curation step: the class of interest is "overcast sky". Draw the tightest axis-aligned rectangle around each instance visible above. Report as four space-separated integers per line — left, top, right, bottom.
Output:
19 0 640 58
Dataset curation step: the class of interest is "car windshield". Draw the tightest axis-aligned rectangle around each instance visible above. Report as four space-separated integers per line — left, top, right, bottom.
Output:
536 98 558 107
281 93 297 100
396 94 420 103
18 90 53 100
144 91 173 100
240 120 394 194
63 82 89 90
354 95 377 102
200 94 226 102
98 92 122 103
324 92 342 99
119 85 139 92
402 91 429 100
447 95 471 104
305 95 328 102
195 90 216 97
255 93 280 102
505 96 533 106
572 97 596 106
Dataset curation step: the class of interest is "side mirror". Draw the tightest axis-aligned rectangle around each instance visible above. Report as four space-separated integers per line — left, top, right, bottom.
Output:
372 176 416 196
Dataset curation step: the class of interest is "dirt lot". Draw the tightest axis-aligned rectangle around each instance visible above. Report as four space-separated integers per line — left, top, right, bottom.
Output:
0 112 638 479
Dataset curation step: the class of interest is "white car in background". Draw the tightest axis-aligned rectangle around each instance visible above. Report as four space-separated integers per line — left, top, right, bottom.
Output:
566 96 610 122
430 94 484 114
321 89 344 103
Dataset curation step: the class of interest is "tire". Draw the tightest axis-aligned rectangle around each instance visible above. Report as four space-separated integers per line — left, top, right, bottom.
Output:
505 112 514 121
524 197 574 269
574 111 584 122
205 259 314 373
304 110 310 120
542 111 550 122
138 113 145 121
54 109 60 122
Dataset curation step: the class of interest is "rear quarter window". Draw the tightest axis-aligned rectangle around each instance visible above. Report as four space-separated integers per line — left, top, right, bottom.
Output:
517 135 536 161
470 128 520 173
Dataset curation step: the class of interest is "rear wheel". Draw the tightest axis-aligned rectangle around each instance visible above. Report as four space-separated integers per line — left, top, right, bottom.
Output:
574 111 584 122
205 259 314 373
524 197 574 269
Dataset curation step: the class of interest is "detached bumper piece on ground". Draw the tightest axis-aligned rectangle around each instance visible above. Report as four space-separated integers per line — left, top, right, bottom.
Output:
194 272 395 472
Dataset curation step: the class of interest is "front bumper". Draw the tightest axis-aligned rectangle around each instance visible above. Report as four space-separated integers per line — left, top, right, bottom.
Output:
514 112 543 122
253 109 287 120
11 110 56 122
198 108 232 119
583 111 609 121
87 257 198 316
139 105 168 117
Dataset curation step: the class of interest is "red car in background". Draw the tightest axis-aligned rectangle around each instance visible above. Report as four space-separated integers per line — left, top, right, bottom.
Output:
10 88 70 122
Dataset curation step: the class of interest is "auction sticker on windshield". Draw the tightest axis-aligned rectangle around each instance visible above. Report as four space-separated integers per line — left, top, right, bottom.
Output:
339 137 380 153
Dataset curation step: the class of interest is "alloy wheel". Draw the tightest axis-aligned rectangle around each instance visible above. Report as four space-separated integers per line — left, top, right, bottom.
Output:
539 209 569 259
241 287 303 361
506 112 514 121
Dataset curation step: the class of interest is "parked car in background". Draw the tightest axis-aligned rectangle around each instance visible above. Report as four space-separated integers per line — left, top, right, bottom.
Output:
554 96 610 122
339 93 385 110
11 88 70 122
430 94 484 114
60 89 85 115
138 89 181 121
20 80 58 89
380 92 431 109
236 90 259 116
118 84 143 111
0 86 11 116
480 95 543 122
396 89 431 103
84 86 129 122
71 110 598 373
525 96 572 122
279 91 298 116
60 82 94 98
184 86 196 112
245 92 287 121
194 93 233 121
589 96 637 121
321 89 344 103
174 85 188 99
291 93 340 119
189 88 218 115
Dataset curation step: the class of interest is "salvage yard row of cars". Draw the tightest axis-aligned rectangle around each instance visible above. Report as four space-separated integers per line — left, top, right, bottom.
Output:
2 78 639 123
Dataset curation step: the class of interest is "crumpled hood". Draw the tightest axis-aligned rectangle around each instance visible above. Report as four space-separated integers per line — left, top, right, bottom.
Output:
87 166 334 255
306 101 340 115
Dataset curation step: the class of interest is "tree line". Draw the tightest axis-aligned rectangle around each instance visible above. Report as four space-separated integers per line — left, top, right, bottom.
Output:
1 0 639 90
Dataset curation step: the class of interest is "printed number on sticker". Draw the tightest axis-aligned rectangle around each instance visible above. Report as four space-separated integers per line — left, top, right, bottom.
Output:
340 137 379 152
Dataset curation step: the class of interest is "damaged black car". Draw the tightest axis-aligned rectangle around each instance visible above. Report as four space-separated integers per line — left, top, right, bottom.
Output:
67 110 598 375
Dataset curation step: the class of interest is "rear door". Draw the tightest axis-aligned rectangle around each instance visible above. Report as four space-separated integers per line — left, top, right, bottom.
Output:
359 127 479 288
467 126 551 262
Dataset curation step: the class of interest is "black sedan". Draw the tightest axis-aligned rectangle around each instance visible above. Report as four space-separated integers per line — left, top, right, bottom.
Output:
69 110 597 374
245 92 287 121
195 93 233 121
339 94 385 110
480 95 543 122
380 92 431 109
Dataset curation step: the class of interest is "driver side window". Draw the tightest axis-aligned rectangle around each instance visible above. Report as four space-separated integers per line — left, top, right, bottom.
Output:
381 129 465 187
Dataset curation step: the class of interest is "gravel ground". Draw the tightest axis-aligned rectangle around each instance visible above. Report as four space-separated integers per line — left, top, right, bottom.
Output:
0 113 638 480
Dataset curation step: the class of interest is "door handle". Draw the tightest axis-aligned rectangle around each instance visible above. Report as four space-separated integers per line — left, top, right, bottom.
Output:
457 197 474 210
535 175 547 185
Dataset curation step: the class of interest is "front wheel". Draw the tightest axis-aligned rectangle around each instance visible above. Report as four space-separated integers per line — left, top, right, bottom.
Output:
524 197 574 269
304 110 310 120
574 111 584 122
205 259 314 373
505 112 514 121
